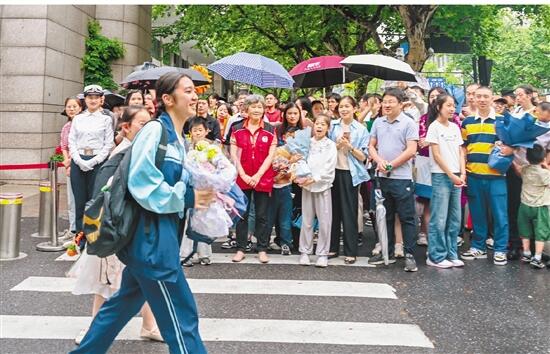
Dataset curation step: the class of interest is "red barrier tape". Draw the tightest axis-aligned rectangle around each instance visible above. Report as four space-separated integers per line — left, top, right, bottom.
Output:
0 163 63 170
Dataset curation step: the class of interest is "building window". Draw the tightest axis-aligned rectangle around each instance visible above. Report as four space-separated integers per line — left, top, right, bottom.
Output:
151 38 161 60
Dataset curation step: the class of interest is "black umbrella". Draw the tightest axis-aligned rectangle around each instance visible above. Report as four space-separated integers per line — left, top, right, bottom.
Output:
340 54 417 82
102 90 125 109
121 66 210 90
289 56 362 88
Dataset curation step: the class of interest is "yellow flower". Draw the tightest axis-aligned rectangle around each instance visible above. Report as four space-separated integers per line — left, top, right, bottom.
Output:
196 140 209 151
207 146 218 160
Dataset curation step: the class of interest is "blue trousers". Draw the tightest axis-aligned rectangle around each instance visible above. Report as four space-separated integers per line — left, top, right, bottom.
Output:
266 185 293 247
467 175 509 253
428 173 461 262
70 267 206 354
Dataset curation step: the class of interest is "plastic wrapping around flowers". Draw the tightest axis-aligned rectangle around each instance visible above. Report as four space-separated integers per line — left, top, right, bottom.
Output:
284 127 313 183
488 112 550 174
185 141 238 238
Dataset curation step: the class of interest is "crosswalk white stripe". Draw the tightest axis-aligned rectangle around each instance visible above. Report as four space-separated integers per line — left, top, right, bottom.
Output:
11 277 397 299
55 253 376 267
0 315 434 348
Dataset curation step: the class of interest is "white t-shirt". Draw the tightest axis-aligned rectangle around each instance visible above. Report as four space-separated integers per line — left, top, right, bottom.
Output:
425 120 463 174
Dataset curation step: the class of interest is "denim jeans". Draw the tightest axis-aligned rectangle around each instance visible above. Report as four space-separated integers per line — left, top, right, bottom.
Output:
467 175 509 253
428 173 461 262
267 185 293 247
379 178 417 256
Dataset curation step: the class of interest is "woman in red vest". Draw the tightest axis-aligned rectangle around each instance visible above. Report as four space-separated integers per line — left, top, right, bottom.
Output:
230 95 277 263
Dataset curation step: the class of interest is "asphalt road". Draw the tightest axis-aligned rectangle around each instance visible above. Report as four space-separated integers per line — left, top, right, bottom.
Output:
1 217 548 354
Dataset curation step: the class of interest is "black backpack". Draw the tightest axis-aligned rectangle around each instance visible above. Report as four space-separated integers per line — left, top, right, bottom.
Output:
84 120 168 258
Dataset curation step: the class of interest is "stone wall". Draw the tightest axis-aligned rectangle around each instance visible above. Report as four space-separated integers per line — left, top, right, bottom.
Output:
0 5 151 183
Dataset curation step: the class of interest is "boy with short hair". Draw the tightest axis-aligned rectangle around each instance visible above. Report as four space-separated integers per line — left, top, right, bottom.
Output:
518 144 550 269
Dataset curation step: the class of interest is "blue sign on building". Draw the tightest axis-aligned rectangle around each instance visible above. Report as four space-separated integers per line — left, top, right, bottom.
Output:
427 77 446 88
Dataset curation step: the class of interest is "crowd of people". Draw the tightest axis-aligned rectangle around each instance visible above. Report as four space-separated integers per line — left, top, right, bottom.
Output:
59 74 550 352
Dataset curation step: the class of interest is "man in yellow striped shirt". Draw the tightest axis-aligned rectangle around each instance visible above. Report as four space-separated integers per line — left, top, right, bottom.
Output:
460 86 515 266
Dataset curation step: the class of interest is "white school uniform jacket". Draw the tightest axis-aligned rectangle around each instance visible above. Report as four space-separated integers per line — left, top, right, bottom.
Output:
304 137 337 193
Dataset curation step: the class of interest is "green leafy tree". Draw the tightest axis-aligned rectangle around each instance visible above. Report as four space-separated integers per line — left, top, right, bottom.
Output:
447 6 549 92
81 20 125 90
153 5 547 94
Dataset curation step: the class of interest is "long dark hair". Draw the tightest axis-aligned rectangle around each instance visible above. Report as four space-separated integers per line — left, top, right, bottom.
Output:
431 93 454 122
124 90 144 106
427 87 448 128
155 73 192 117
281 102 304 134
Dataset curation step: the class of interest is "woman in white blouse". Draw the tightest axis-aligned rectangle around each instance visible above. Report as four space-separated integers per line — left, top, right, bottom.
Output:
298 114 337 267
68 85 114 234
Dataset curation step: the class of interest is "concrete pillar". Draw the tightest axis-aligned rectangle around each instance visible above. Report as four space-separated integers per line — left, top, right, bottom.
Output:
0 5 151 183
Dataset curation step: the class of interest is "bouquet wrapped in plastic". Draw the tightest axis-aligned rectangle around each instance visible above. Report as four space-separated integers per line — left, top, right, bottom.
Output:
284 127 312 184
185 141 237 238
272 147 292 174
488 112 550 173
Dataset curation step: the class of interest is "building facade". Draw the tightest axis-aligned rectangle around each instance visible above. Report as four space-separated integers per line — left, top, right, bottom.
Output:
0 5 151 182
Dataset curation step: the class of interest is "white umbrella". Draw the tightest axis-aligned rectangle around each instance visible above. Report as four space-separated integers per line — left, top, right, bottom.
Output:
382 73 431 91
374 176 389 265
340 54 417 82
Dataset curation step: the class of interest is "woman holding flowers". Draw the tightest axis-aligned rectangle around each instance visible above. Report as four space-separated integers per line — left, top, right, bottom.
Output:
70 73 211 354
230 95 277 264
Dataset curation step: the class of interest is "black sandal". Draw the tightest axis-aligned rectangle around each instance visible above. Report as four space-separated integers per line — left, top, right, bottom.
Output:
344 257 356 264
328 253 339 259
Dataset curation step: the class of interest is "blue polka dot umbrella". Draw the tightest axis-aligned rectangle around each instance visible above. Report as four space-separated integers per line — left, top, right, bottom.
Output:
207 52 294 89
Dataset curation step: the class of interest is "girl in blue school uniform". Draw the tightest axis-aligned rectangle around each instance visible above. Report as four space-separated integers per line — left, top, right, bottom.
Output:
70 73 214 354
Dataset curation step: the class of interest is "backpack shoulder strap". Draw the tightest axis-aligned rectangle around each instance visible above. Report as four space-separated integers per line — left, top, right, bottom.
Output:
143 119 168 235
153 120 168 169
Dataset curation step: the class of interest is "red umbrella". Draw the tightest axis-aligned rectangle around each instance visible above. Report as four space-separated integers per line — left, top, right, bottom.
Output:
289 55 362 88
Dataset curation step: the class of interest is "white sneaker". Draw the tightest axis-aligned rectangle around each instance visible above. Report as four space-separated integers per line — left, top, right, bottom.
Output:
486 238 494 249
417 233 428 246
395 243 404 258
371 242 382 256
299 253 310 266
457 236 464 247
315 256 328 268
269 242 281 251
75 327 88 345
426 258 453 268
449 259 465 267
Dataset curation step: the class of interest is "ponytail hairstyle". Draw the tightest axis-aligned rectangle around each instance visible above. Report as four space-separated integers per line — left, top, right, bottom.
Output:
154 72 193 118
426 87 448 128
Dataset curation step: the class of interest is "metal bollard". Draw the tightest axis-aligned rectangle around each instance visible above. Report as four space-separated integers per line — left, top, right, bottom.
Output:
31 181 59 238
36 162 64 252
0 193 27 261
